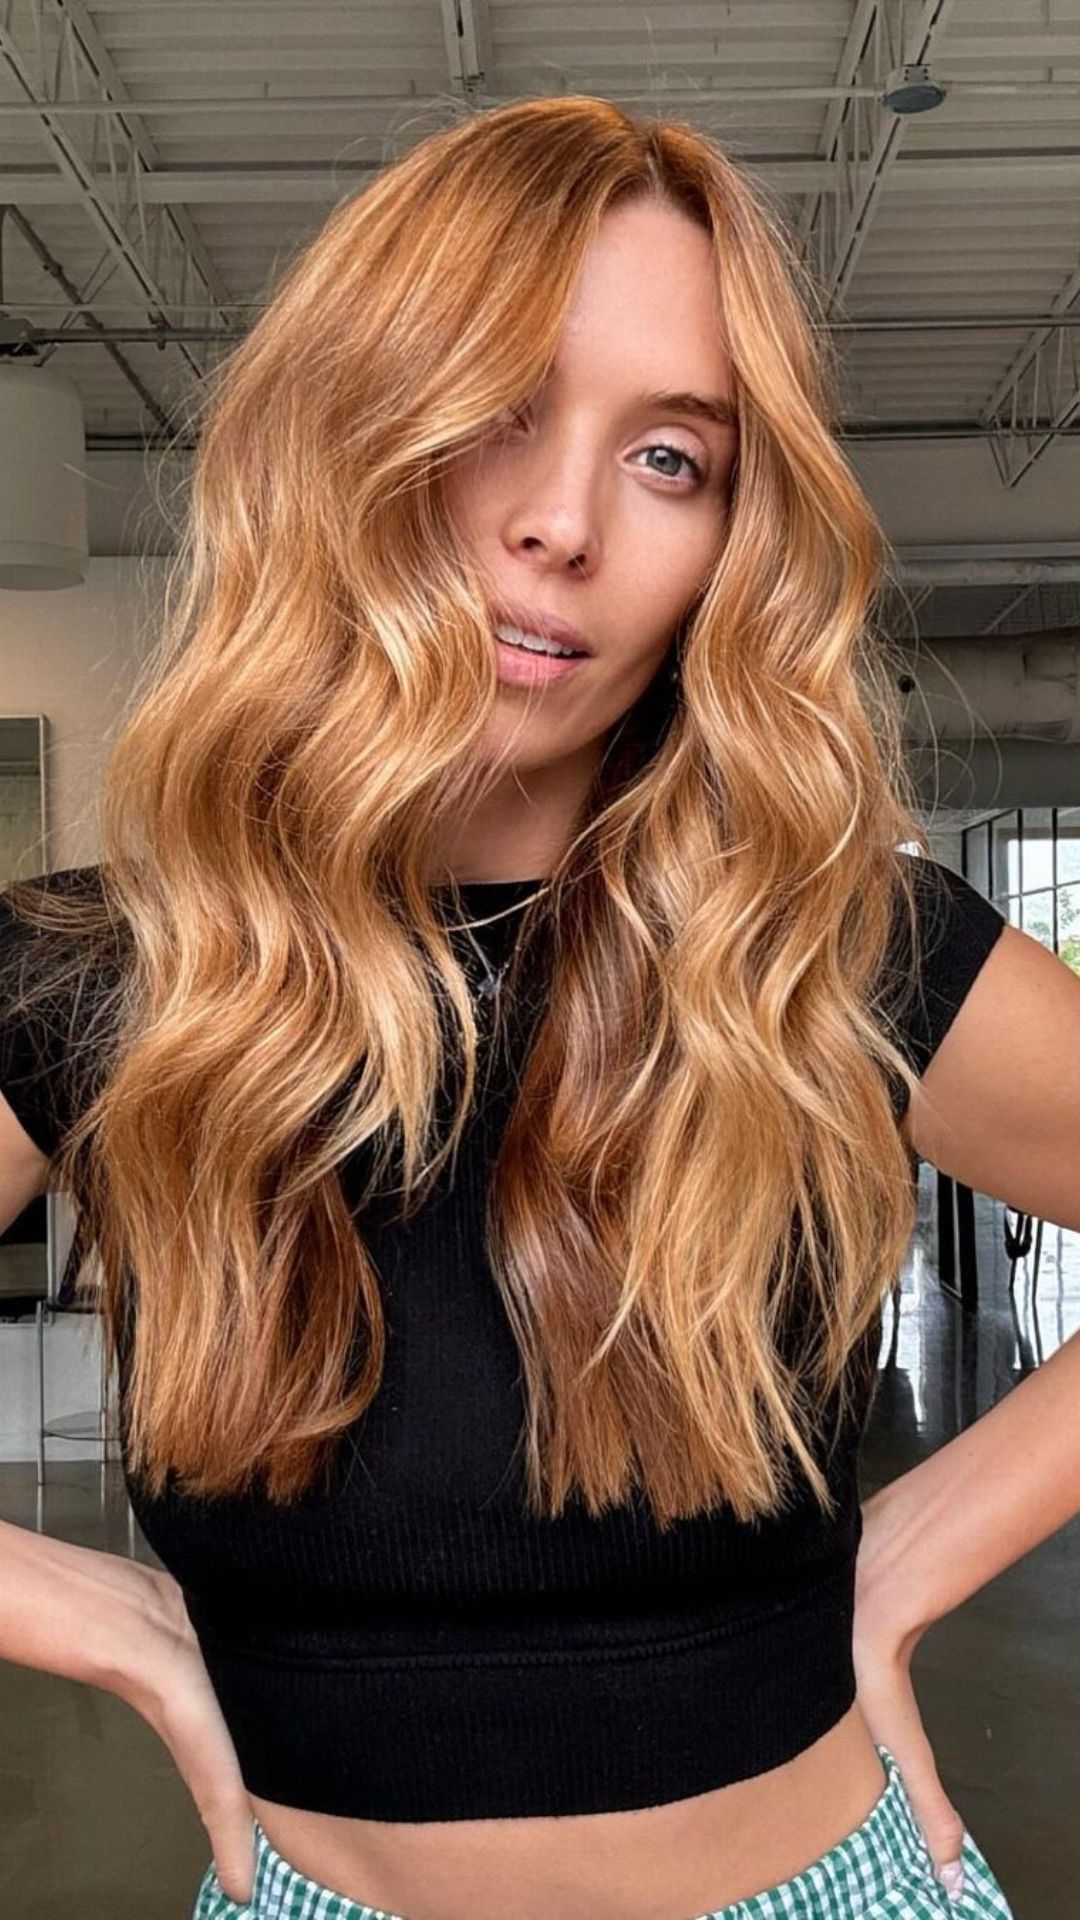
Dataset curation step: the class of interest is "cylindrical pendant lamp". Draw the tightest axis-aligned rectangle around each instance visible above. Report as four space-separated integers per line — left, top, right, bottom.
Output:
0 363 89 589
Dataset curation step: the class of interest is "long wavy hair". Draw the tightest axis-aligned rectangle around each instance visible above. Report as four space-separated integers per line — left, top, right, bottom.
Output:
1 95 932 1528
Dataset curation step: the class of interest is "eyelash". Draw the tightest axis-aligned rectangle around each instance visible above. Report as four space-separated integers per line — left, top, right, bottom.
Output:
493 411 705 489
640 444 705 486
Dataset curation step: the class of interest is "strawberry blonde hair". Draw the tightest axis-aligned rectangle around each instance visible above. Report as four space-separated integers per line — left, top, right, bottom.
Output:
3 97 929 1527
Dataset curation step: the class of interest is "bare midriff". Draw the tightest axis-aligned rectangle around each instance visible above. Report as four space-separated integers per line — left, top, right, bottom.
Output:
247 1700 888 1920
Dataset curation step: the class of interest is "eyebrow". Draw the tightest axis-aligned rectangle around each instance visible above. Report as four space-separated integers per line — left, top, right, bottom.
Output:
641 389 738 430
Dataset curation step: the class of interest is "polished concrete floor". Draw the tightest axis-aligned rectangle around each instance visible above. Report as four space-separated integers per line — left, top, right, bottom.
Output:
0 1166 1076 1919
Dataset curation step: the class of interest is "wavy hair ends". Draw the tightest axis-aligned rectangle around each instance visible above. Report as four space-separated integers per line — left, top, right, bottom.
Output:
8 95 930 1528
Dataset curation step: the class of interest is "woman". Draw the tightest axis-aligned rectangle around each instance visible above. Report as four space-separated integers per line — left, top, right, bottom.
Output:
6 94 1078 1920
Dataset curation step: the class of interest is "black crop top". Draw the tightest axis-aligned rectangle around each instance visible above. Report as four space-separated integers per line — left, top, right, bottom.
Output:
0 856 1007 1821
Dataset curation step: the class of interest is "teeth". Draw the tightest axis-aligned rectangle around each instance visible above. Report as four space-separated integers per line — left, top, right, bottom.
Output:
495 620 581 659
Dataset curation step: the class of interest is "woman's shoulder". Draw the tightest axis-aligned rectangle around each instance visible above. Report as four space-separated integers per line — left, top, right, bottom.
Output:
879 849 1008 1085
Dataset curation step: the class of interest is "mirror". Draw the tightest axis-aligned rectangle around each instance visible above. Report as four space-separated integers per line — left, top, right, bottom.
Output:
0 715 50 1314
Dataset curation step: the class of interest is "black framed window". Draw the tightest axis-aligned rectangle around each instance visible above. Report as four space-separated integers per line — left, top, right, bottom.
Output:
962 808 1080 977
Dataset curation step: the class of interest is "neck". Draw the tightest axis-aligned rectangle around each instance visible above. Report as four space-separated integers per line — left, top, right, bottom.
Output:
429 740 604 888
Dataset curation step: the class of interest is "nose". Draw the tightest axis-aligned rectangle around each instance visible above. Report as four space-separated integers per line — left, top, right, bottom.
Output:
517 532 589 574
501 426 602 578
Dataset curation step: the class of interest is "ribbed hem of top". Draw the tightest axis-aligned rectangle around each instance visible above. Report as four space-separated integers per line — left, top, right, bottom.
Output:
192 1559 857 1820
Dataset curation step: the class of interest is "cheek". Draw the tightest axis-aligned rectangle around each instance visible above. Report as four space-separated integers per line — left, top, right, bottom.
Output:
622 546 714 646
627 484 725 569
441 455 490 545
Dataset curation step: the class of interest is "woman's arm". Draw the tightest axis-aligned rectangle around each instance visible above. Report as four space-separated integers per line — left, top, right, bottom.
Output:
849 1317 1080 1904
855 911 1080 1895
0 1513 170 1692
0 1517 258 1902
855 1325 1080 1645
876 898 1080 1645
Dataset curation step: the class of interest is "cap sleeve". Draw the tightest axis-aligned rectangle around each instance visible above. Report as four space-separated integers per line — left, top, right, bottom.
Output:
0 867 113 1161
877 853 1008 1118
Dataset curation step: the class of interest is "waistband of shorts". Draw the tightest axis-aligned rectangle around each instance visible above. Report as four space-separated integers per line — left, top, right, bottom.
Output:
247 1818 393 1919
687 1742 939 1920
243 1744 938 1920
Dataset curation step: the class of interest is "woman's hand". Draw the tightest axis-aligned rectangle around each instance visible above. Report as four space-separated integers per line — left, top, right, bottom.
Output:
852 1489 967 1901
111 1561 257 1905
0 1520 257 1904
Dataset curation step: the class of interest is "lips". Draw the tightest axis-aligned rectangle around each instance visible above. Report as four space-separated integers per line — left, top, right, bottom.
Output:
490 600 592 656
493 633 588 684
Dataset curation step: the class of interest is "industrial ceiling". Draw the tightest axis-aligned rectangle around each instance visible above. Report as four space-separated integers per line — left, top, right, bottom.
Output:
2 0 1079 669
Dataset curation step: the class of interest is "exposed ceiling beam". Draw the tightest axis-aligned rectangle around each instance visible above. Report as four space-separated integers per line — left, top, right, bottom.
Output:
896 544 1080 586
3 84 1080 120
979 256 1080 488
0 0 234 425
10 153 1080 207
799 0 959 306
797 0 881 249
38 0 213 304
0 204 170 428
439 0 491 98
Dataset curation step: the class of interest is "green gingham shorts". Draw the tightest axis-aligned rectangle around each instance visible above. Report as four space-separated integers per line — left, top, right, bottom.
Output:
189 1744 1016 1920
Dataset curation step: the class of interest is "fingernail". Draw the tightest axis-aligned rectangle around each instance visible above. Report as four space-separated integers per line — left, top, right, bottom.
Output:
937 1859 965 1896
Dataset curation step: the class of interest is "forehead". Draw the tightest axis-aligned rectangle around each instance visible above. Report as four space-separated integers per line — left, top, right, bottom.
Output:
551 199 732 400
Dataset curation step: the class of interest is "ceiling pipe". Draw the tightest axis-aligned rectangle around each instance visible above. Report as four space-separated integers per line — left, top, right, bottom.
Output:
896 629 1080 746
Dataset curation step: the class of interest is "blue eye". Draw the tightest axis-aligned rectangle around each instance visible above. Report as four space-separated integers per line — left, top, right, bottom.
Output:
640 443 705 485
489 411 705 487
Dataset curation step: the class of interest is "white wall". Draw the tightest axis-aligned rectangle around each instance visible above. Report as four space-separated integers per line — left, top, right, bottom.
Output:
3 555 167 876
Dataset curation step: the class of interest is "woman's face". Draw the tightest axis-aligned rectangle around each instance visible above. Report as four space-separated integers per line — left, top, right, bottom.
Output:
443 193 738 784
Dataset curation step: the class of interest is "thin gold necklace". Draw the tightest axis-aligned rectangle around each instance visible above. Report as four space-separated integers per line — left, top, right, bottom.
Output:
443 884 552 1000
